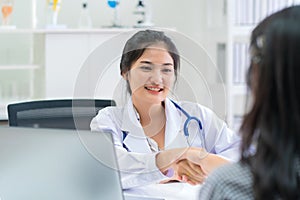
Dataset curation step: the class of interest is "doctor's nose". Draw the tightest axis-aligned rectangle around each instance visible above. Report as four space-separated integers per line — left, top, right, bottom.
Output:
150 69 163 84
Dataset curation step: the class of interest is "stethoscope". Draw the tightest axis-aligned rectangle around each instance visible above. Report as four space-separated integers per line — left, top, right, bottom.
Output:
170 100 206 149
122 100 207 151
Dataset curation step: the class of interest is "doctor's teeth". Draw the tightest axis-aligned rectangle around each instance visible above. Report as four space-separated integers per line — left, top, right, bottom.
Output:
148 87 160 91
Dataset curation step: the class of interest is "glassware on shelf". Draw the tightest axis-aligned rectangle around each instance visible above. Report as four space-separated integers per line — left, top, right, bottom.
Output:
107 0 121 27
78 2 93 29
133 0 153 28
46 0 66 28
1 0 15 28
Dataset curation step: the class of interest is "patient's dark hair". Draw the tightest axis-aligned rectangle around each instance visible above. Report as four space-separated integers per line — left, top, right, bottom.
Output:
240 5 300 199
120 30 180 93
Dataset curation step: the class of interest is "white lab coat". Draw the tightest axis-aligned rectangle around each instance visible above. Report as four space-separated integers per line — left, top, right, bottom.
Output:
90 98 241 189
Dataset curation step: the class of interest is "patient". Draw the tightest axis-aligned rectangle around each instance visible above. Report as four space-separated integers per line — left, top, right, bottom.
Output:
199 5 300 200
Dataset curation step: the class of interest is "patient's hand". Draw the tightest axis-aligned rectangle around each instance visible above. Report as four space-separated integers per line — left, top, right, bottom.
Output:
170 148 228 185
185 148 229 174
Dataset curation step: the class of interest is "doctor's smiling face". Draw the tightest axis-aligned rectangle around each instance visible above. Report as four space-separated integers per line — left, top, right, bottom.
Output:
124 44 175 105
120 30 180 105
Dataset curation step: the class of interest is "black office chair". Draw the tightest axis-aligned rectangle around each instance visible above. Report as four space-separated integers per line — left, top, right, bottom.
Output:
7 99 116 130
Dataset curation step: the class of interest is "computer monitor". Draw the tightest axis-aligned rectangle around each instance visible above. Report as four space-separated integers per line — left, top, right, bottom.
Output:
0 126 124 200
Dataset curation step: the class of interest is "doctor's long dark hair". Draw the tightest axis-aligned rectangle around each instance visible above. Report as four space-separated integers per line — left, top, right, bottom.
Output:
240 6 300 200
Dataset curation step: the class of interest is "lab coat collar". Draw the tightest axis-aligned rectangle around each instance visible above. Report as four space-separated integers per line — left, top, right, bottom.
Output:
164 98 184 149
120 98 184 152
120 98 152 153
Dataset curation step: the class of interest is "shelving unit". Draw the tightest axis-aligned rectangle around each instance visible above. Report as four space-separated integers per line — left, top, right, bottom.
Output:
0 28 133 120
0 0 39 120
205 0 300 131
0 29 43 120
229 0 300 130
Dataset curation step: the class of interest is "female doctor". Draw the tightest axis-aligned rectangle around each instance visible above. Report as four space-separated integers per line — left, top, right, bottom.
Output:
90 30 240 189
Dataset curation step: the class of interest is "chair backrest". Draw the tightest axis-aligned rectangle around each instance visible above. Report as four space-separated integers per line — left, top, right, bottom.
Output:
7 99 116 130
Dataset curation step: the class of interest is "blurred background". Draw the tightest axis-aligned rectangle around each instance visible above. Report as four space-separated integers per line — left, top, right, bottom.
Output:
1 0 299 130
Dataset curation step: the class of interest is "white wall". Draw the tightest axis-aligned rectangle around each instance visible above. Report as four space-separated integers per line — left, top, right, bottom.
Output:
8 0 227 117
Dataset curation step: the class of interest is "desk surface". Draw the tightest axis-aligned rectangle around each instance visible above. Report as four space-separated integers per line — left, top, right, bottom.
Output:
124 182 202 200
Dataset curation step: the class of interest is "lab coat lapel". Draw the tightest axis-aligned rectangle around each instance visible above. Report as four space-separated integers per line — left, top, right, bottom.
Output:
120 99 152 153
164 99 188 149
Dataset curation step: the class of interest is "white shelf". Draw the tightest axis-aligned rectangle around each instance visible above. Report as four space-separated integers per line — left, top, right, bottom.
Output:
0 29 39 34
40 28 135 34
0 28 135 34
0 64 40 70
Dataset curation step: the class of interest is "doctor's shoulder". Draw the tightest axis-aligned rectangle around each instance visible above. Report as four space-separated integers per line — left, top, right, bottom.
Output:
91 106 123 130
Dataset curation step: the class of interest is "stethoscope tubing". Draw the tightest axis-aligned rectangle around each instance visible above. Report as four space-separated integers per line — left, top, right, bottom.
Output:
171 100 206 149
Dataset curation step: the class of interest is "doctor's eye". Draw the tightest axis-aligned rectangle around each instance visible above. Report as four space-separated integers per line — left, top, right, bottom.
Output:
161 68 173 73
139 65 153 71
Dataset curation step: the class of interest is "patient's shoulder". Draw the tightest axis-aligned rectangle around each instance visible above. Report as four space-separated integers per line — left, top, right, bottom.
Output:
199 162 254 200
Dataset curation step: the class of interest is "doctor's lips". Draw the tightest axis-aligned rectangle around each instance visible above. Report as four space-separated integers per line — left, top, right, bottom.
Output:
144 85 164 92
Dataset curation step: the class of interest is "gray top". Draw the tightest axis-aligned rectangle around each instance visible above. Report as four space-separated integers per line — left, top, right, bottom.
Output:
199 158 300 200
199 162 254 200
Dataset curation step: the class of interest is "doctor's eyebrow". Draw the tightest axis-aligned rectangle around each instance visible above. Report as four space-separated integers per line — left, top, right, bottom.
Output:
139 61 174 66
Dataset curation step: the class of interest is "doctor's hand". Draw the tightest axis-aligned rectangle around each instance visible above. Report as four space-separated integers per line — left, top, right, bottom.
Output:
173 159 207 185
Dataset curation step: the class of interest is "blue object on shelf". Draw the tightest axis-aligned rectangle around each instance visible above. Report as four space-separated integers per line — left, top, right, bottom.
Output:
107 0 119 8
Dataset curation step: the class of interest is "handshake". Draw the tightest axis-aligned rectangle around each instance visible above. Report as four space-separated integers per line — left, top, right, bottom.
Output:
156 147 229 185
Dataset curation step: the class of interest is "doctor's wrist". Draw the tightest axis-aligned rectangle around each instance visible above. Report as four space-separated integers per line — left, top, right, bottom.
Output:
155 148 189 172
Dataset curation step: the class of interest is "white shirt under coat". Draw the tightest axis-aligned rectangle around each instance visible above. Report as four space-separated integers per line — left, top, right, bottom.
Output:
90 98 241 189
